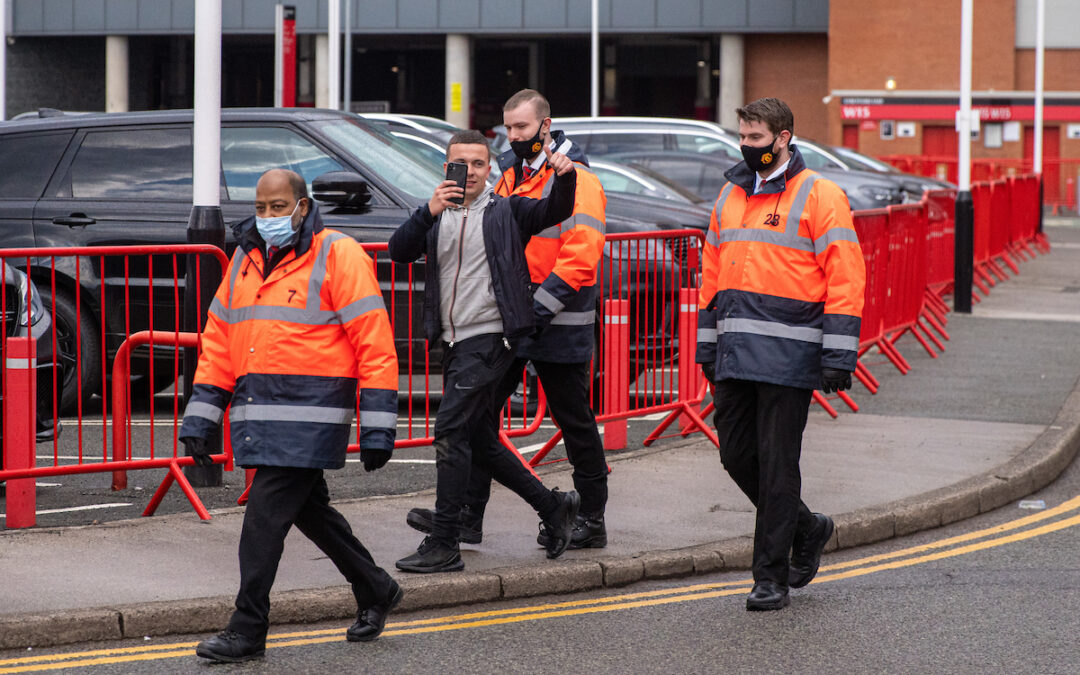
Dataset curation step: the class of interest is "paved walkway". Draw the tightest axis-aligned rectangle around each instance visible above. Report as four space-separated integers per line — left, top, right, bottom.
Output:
1 225 1079 649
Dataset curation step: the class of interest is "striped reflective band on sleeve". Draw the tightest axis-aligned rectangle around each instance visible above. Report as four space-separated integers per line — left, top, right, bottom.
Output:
560 213 604 235
718 317 823 344
697 327 718 343
337 294 387 324
184 401 225 424
230 404 354 424
534 287 565 313
551 310 596 326
534 226 562 240
360 410 397 429
813 227 860 255
822 333 860 351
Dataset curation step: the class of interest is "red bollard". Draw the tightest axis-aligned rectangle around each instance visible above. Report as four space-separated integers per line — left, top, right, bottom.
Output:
3 337 37 528
1067 177 1076 213
602 299 629 450
677 288 702 432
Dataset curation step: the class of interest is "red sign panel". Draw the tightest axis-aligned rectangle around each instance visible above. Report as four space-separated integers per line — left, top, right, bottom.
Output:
840 100 1080 122
282 6 296 107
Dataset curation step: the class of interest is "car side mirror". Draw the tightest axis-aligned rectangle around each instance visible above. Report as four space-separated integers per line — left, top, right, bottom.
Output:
312 171 372 207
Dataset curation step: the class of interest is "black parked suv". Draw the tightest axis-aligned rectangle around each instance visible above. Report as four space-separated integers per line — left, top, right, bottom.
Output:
0 109 678 411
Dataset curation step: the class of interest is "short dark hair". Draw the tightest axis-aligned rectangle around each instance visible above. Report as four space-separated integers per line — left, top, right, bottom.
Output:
285 170 309 203
735 97 794 136
445 129 490 158
503 89 551 121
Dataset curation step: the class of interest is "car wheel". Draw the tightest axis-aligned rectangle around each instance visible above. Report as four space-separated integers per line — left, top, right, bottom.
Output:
39 288 102 415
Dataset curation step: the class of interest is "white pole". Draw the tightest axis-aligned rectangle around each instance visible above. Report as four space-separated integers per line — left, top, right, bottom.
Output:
590 0 598 117
1034 0 1045 175
274 3 283 107
193 0 222 207
0 0 7 121
344 0 352 112
958 0 973 191
328 0 340 110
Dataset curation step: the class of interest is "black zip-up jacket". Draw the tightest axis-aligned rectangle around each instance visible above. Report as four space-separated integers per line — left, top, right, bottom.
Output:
388 167 577 345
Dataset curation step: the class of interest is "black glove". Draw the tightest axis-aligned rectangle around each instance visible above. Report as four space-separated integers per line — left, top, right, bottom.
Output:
820 367 852 394
701 361 716 384
182 437 214 467
361 447 392 472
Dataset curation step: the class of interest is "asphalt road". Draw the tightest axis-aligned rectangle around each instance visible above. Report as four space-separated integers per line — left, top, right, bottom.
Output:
8 439 1080 674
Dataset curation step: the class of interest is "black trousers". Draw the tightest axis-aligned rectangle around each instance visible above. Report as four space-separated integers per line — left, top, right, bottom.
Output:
711 379 815 585
431 334 558 546
228 466 396 640
466 358 608 516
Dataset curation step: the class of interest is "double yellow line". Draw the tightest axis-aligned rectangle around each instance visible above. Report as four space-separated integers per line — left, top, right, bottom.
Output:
4 494 1080 673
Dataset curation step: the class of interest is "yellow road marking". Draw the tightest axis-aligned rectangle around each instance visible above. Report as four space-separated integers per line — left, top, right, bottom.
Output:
5 500 1080 672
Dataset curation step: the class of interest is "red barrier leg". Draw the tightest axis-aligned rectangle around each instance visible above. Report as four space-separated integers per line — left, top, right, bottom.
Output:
812 391 839 419
922 309 951 341
917 318 946 352
997 253 1020 275
3 337 37 528
527 429 564 467
837 390 859 413
877 338 911 374
143 460 211 520
854 361 878 394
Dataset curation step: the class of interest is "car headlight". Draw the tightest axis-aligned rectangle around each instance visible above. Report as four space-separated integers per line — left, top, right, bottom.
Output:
858 185 900 205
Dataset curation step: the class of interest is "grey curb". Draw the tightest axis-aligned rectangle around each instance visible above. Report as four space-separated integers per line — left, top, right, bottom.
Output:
3 382 1079 651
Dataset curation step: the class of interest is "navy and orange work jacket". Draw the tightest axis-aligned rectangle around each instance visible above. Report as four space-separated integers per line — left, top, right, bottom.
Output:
179 206 398 469
494 130 606 363
696 146 866 390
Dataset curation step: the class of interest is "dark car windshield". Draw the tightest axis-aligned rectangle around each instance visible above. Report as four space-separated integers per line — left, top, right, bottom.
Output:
312 118 443 201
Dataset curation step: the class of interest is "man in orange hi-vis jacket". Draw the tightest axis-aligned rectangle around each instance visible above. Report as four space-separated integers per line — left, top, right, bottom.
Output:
404 89 610 551
179 169 401 663
696 98 866 612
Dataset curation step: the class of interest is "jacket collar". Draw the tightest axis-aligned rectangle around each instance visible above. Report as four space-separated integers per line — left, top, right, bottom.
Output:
724 144 808 196
497 129 589 186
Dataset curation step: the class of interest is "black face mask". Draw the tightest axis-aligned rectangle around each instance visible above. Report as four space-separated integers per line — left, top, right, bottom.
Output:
741 135 781 173
510 125 546 160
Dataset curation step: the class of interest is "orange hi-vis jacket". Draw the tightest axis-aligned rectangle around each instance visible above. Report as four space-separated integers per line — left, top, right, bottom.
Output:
695 146 866 391
494 130 606 363
179 207 398 469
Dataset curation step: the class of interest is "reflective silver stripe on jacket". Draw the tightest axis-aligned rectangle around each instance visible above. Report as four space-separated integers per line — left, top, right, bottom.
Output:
306 231 350 309
534 287 565 314
184 401 225 425
360 410 398 430
783 174 820 237
813 227 860 255
209 302 346 326
230 405 354 424
717 317 823 344
560 213 605 235
822 333 860 351
718 228 815 252
337 295 386 325
697 327 718 343
550 310 596 326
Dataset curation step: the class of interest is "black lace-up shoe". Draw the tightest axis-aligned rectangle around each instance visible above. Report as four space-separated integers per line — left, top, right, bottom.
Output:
395 536 465 573
789 513 835 589
745 581 790 611
537 513 607 550
539 489 580 559
347 581 404 642
406 506 483 544
195 630 266 663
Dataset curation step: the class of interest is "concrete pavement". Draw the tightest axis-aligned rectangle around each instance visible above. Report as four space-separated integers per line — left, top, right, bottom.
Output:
1 225 1078 650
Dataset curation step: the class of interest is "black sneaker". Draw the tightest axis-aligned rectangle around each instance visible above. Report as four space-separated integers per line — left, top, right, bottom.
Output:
406 506 483 544
395 536 465 573
537 513 607 550
195 630 266 663
347 581 404 642
789 513 834 588
539 489 580 559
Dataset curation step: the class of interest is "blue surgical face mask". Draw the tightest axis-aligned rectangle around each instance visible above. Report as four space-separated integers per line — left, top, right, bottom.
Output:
255 200 302 248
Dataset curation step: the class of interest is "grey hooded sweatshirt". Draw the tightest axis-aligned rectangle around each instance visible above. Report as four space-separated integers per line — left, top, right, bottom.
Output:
435 185 503 343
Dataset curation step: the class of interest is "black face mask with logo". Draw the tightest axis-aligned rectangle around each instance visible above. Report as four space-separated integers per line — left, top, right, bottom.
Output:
740 135 781 173
510 125 546 160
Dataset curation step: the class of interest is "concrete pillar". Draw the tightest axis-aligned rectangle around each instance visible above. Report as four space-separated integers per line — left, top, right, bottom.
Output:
445 34 470 128
315 33 329 108
694 40 711 120
528 42 540 90
718 33 744 129
105 35 129 113
601 43 617 116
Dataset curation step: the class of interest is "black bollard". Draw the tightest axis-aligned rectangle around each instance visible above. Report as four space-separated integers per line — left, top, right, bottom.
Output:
183 205 226 486
953 190 974 314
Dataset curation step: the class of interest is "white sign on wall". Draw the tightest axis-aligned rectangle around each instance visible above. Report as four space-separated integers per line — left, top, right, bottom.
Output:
1067 124 1080 140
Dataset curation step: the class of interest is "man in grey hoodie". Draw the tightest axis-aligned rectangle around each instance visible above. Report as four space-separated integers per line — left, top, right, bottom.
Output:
389 130 581 573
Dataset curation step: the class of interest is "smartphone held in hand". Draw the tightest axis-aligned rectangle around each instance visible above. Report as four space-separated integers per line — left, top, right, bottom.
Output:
445 162 467 205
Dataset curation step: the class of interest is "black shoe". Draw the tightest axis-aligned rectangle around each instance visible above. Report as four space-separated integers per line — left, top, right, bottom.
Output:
406 506 483 545
195 630 266 663
395 536 465 573
539 489 581 559
347 582 404 642
537 513 607 550
789 513 835 589
746 581 790 611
